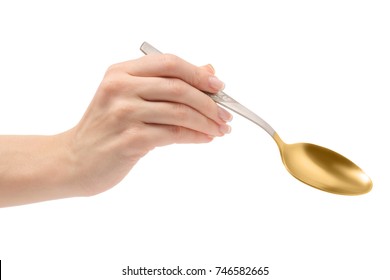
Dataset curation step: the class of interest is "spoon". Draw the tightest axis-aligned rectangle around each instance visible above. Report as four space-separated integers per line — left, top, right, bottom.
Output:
140 42 372 195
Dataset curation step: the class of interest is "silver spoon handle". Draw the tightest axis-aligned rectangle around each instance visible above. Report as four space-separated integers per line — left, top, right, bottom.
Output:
140 42 276 137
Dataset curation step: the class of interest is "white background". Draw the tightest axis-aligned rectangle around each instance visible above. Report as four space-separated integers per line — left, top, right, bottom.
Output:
0 0 389 279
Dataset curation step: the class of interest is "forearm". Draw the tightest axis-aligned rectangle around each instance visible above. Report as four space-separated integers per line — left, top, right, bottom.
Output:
0 133 76 207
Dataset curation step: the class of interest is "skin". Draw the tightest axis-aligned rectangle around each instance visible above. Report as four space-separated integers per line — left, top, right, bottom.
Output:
0 54 232 207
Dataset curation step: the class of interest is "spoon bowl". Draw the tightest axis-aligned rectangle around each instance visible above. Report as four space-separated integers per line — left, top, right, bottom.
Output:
273 134 372 195
140 42 373 195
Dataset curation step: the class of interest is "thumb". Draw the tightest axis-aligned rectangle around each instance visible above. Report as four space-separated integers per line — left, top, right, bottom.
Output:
200 64 216 75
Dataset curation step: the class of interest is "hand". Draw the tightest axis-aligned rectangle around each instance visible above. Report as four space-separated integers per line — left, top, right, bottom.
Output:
64 53 232 196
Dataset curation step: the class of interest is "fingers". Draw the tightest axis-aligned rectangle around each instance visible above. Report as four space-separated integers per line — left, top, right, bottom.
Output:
134 76 232 125
107 54 233 127
114 54 225 93
137 124 215 148
139 101 231 136
102 54 233 149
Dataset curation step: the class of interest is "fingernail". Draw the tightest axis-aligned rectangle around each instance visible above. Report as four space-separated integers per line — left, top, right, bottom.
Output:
218 107 233 122
209 76 225 91
219 124 232 135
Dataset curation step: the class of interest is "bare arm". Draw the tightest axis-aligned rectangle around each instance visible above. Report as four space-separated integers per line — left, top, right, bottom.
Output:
0 54 231 207
0 134 76 206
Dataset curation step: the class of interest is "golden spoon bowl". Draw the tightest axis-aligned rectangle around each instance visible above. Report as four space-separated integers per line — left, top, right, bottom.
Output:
273 133 372 195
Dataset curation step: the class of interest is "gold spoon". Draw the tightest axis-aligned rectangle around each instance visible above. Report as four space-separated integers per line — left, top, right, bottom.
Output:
140 42 372 195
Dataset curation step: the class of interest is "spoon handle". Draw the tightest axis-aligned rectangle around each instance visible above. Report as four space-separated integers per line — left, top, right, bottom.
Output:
140 42 276 137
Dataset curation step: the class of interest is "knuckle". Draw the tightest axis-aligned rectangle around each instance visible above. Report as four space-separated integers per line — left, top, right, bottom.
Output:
159 53 180 72
160 54 203 89
190 68 203 88
100 66 128 95
172 103 190 122
100 76 124 95
106 62 121 73
168 125 186 142
112 103 136 120
167 78 185 99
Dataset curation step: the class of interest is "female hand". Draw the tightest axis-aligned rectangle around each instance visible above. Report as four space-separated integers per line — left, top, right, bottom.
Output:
64 53 232 196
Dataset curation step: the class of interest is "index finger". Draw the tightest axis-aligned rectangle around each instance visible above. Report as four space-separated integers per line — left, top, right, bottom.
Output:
116 53 225 94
